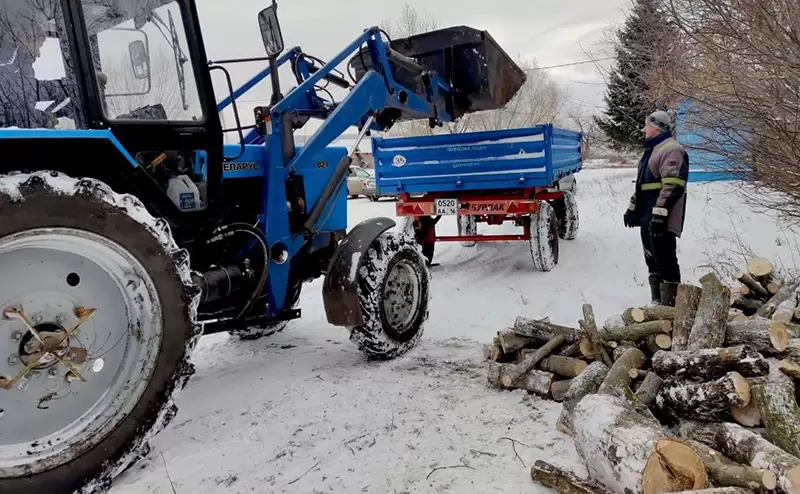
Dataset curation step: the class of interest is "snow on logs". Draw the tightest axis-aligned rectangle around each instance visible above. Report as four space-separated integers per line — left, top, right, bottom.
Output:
485 258 800 494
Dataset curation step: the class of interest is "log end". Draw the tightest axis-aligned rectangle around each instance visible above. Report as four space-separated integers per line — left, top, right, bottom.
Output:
770 322 790 352
642 439 708 494
730 371 751 406
632 307 646 323
786 464 800 494
654 334 672 350
731 401 762 427
731 314 750 323
555 422 571 436
748 257 774 278
762 469 778 491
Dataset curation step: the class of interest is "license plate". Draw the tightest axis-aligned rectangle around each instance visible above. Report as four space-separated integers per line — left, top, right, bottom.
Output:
434 198 458 215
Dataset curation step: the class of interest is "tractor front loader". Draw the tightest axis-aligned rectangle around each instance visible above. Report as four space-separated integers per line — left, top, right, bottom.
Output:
0 0 525 492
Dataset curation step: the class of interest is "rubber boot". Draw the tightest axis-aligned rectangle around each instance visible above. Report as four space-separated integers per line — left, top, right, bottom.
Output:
648 275 662 306
660 281 679 307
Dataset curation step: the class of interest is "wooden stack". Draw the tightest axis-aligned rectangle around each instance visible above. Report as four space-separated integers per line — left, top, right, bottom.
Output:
485 258 800 494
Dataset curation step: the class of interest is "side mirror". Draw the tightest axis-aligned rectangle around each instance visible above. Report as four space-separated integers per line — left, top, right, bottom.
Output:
258 4 284 58
128 39 150 80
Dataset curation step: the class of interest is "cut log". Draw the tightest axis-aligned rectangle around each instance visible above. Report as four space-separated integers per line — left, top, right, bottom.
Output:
498 329 538 354
747 257 774 284
752 380 800 458
738 271 771 299
513 316 579 343
779 359 800 379
679 421 800 494
655 371 751 422
612 342 637 361
732 296 764 316
550 379 573 402
674 283 703 351
556 361 609 434
487 361 557 396
645 333 673 353
491 335 566 387
688 273 732 350
635 372 663 406
774 298 799 324
530 459 611 494
682 438 777 491
558 340 583 358
769 280 783 295
539 355 588 378
581 304 614 368
668 488 754 493
598 320 672 342
650 345 769 381
783 339 800 361
731 398 763 427
726 317 798 354
622 306 677 325
571 393 707 494
603 313 626 330
598 347 647 397
757 280 800 319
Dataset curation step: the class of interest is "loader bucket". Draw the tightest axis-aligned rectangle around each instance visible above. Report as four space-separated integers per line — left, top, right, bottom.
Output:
350 26 526 120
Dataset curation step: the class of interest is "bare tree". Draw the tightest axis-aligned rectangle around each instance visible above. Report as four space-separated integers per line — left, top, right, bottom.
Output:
565 104 604 159
655 0 800 225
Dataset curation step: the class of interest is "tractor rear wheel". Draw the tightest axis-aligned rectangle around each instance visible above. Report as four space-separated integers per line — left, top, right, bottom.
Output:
350 232 430 359
0 172 200 494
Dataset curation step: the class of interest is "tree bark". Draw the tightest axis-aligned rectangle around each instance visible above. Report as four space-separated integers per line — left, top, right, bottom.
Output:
782 339 800 361
622 306 677 325
731 296 764 316
679 421 800 494
688 273 731 350
558 340 583 358
731 398 763 428
757 280 800 319
779 359 800 379
668 489 754 493
581 304 614 368
774 298 799 324
682 438 777 491
738 271 771 299
487 361 556 396
598 320 672 342
598 347 647 397
530 459 611 494
655 372 751 422
674 283 703 351
726 317 798 354
489 335 565 387
752 380 800 458
538 355 587 378
571 393 707 494
635 372 663 406
650 345 768 381
513 316 579 343
556 361 609 434
550 379 573 402
498 329 538 354
612 342 638 361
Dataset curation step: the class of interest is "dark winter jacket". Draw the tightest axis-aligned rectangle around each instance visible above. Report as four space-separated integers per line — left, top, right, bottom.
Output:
0 40 69 129
628 131 689 237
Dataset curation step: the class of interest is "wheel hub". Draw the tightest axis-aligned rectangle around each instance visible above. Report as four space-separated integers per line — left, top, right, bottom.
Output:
0 228 163 479
382 259 421 337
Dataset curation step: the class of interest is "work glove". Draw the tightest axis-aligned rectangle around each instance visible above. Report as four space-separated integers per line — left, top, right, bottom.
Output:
649 214 668 236
623 211 636 228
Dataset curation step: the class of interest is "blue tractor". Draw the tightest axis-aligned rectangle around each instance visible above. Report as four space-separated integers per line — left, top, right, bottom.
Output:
0 0 525 492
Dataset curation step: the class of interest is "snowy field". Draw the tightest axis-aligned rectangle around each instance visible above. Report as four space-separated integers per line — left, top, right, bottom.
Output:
109 169 800 494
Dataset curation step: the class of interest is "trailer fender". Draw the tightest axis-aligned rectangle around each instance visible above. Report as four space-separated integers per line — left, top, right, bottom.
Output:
322 217 397 327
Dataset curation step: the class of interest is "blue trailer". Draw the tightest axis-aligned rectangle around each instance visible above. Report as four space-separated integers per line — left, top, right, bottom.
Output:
372 125 582 270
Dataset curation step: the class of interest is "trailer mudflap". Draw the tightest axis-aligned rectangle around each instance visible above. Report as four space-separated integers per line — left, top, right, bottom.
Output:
322 217 396 327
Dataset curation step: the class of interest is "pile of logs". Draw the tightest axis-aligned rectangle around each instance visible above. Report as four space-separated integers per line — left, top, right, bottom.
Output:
485 257 800 493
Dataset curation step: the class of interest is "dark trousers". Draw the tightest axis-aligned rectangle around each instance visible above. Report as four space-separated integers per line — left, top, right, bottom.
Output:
640 222 680 283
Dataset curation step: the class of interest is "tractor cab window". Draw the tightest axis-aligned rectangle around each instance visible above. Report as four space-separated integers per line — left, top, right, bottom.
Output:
81 0 202 122
0 0 78 129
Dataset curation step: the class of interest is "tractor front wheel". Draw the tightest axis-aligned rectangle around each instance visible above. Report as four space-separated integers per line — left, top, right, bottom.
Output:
0 172 200 494
350 232 430 359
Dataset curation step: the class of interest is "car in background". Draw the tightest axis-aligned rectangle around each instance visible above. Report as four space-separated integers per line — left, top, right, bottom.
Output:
347 165 373 198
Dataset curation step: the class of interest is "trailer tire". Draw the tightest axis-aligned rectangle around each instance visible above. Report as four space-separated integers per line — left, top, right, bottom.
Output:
553 190 579 240
530 201 559 271
0 172 200 494
457 215 477 247
350 232 430 359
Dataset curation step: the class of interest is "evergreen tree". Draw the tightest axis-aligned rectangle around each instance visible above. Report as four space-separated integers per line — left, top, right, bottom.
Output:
595 0 672 151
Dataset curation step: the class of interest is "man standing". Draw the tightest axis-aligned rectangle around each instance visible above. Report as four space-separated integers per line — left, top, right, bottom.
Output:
624 110 689 307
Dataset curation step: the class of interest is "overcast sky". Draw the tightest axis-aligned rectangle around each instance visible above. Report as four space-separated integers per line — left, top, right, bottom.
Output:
196 0 633 135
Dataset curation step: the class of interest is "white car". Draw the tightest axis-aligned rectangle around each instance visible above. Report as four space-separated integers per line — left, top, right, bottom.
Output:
347 166 374 198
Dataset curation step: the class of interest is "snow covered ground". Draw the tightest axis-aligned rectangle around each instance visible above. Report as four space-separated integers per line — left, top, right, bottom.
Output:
109 169 800 494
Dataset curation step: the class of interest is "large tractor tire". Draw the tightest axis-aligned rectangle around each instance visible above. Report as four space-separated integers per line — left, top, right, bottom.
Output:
0 172 201 494
529 201 559 272
349 231 430 359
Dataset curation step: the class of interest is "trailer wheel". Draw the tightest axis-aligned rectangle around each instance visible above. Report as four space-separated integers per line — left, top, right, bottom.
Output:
350 232 430 359
553 190 579 240
530 201 559 271
457 215 477 247
0 172 200 494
